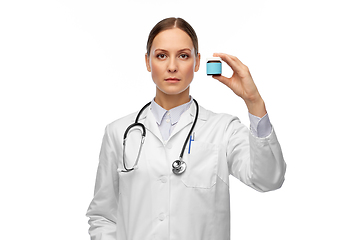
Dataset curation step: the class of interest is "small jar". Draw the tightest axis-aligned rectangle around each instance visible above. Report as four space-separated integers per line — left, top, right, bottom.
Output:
206 57 222 76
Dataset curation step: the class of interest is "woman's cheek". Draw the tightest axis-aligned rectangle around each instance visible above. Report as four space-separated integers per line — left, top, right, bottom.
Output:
185 61 196 79
150 63 162 80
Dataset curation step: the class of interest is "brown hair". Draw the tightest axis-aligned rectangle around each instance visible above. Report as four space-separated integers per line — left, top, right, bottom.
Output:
146 17 199 56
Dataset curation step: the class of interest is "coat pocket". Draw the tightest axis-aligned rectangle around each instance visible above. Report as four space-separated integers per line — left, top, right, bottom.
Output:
181 141 219 189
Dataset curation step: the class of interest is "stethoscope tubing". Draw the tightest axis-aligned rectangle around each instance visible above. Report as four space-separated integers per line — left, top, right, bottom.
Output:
122 99 199 174
179 99 198 160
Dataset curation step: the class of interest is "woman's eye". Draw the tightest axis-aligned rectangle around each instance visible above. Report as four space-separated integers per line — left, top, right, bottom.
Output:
179 54 189 59
157 54 166 59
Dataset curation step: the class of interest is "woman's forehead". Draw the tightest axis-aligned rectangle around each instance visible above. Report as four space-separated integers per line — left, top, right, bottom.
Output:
151 28 194 52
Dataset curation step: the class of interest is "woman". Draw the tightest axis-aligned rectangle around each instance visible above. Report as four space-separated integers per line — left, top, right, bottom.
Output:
86 17 286 240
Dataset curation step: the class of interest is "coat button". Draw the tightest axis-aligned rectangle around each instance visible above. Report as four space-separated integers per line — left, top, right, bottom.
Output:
159 213 166 221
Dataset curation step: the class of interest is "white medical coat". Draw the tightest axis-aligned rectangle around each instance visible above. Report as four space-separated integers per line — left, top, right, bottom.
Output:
86 102 286 240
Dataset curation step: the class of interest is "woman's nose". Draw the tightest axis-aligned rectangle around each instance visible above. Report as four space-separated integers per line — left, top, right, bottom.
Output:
167 58 178 72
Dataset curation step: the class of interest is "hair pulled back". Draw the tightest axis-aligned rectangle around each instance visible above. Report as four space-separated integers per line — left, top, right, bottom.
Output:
146 17 199 56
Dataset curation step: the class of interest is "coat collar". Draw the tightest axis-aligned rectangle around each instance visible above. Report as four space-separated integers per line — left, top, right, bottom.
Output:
134 100 208 143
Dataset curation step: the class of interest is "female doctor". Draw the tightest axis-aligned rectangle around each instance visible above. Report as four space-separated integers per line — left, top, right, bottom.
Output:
86 17 286 240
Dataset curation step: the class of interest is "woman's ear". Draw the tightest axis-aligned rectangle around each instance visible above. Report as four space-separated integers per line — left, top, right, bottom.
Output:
145 53 151 72
194 53 201 72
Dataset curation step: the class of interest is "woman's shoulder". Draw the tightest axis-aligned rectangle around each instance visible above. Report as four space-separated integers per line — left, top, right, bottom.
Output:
199 105 246 138
199 104 240 123
106 111 138 132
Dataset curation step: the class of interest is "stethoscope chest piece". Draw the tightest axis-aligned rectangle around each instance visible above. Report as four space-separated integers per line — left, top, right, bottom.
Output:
172 160 187 175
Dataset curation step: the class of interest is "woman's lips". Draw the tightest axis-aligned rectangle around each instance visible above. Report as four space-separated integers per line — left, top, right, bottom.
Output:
165 77 180 82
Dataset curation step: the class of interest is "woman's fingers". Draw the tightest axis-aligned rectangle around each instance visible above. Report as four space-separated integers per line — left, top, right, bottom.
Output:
211 53 236 88
212 74 231 87
210 52 259 102
213 53 244 73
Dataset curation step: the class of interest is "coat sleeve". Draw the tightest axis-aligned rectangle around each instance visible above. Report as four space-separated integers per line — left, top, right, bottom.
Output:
86 125 119 240
226 117 286 192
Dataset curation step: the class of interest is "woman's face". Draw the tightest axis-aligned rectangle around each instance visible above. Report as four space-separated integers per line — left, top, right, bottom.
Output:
145 28 200 96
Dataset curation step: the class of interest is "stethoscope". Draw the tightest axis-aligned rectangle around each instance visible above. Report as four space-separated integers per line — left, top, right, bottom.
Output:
122 99 199 175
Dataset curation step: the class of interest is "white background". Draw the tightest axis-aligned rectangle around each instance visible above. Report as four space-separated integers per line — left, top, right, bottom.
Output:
1 0 359 239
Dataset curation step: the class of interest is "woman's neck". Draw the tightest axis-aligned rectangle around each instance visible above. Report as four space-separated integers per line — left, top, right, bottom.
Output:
154 88 191 110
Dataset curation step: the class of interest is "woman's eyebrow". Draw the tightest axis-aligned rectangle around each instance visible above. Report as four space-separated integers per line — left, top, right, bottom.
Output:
154 48 168 53
154 48 191 53
178 48 191 52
